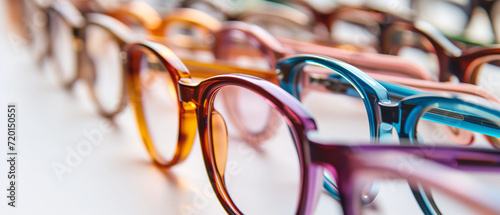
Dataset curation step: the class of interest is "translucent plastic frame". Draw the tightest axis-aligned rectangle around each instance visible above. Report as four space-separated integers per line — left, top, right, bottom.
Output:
324 6 500 84
126 42 500 214
278 55 500 144
380 20 500 84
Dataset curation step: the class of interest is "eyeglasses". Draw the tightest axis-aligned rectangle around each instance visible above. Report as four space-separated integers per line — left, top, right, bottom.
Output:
319 70 500 146
317 6 500 99
146 7 429 80
117 10 500 197
31 4 500 212
278 54 500 142
79 8 431 119
5 0 39 48
5 0 85 84
410 0 500 44
381 20 500 91
150 10 500 105
126 41 500 214
107 9 500 149
204 20 500 144
278 54 500 213
14 0 163 118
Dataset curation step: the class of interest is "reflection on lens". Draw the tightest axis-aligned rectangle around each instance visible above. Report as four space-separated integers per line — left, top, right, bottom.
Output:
138 49 179 162
211 86 301 214
297 65 371 143
85 24 123 114
242 15 315 42
50 13 77 84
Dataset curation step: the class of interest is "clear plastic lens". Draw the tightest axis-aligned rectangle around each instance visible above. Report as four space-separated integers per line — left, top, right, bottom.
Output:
415 0 469 37
164 21 214 62
297 64 371 143
397 46 439 78
211 86 301 215
138 50 180 161
387 31 440 79
85 25 124 114
215 32 277 144
242 15 315 42
355 173 493 215
416 116 474 146
50 13 77 84
220 88 273 134
329 20 379 49
220 30 271 70
476 59 500 98
431 172 500 214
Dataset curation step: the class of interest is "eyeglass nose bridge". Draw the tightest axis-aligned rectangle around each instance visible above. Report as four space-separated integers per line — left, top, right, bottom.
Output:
178 79 198 104
379 102 400 125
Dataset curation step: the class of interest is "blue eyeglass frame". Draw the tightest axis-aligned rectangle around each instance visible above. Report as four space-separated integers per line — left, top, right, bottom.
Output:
277 54 500 215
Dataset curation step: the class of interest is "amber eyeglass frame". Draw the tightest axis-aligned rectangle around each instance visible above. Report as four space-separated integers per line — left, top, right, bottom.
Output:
11 0 163 118
126 41 196 167
124 40 288 169
126 40 322 214
125 40 276 167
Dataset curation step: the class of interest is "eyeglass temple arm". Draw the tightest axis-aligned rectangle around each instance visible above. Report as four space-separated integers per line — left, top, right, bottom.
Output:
360 144 500 171
280 37 434 81
313 142 500 175
312 141 500 209
308 73 417 101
